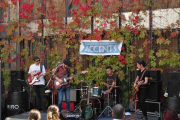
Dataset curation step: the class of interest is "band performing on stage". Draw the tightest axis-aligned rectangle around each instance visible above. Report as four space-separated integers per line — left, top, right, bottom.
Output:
28 57 152 120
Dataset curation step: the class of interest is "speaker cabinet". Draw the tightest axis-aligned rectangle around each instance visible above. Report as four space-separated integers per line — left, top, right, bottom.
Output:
149 70 161 80
167 97 180 113
168 72 180 97
63 88 77 102
10 71 25 92
146 80 162 101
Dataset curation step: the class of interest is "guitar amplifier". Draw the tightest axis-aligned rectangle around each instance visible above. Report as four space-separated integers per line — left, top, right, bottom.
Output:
60 111 83 120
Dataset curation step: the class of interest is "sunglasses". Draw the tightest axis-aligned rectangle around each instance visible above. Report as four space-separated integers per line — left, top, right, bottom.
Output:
35 60 40 62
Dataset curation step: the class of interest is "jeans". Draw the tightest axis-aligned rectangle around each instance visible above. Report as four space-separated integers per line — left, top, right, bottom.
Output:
137 87 149 117
58 86 70 112
33 85 46 111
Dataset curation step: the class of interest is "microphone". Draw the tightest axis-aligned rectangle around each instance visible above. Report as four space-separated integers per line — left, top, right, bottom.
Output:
56 62 61 66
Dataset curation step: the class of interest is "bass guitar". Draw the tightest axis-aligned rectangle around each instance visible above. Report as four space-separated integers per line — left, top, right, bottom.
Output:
28 71 52 85
134 81 143 94
83 85 93 120
54 70 88 89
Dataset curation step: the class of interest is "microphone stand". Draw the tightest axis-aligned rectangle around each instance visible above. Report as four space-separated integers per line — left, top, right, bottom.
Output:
45 63 60 104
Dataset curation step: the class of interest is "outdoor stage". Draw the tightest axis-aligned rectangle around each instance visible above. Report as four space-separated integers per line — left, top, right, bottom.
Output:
5 111 160 120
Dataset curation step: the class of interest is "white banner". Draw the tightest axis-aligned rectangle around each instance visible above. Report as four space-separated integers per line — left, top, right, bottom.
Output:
79 40 123 55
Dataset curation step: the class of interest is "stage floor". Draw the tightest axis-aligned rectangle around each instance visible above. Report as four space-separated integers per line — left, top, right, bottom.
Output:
5 111 160 120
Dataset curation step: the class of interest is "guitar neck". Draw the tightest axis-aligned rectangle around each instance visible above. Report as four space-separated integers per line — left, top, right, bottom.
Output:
67 72 82 80
37 71 51 78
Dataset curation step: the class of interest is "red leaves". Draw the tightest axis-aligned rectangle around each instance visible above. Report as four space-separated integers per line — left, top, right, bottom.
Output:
82 24 86 29
52 16 56 20
121 47 124 51
0 24 4 32
118 55 124 61
11 0 22 5
59 30 63 34
104 0 110 7
72 0 80 5
118 53 127 65
170 30 179 38
95 35 102 41
75 17 81 25
121 60 127 64
42 24 45 27
20 3 34 14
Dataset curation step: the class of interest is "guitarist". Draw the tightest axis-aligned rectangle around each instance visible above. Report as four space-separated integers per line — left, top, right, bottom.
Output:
53 58 73 113
133 60 150 120
28 56 46 112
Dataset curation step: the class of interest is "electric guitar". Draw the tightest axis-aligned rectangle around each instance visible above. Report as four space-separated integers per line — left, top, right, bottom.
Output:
83 85 93 120
28 71 52 85
54 70 88 89
134 81 143 94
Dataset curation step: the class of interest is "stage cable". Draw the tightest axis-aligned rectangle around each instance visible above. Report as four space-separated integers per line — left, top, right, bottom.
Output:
127 94 137 120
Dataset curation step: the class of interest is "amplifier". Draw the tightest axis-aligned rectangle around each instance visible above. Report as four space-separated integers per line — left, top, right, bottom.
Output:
60 111 83 120
136 100 162 117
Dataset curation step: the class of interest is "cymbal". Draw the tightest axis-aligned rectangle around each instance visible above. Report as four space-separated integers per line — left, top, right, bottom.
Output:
78 80 84 83
113 86 121 88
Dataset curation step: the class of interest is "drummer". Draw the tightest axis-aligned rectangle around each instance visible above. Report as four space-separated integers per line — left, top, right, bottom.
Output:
104 66 120 100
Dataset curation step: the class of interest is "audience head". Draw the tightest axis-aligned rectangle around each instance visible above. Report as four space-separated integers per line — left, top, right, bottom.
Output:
163 109 179 120
112 104 125 119
28 109 41 120
47 105 60 120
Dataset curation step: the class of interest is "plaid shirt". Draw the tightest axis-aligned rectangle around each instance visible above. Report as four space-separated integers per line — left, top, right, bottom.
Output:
53 64 70 88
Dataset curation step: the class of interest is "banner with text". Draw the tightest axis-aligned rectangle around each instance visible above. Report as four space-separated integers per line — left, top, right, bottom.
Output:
80 40 123 55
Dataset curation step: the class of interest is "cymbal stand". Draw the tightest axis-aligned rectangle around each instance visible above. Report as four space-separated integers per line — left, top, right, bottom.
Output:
98 88 112 118
113 78 118 106
73 80 85 112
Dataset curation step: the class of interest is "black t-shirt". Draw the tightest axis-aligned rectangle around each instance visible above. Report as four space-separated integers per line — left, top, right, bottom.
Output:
137 69 150 87
104 73 120 91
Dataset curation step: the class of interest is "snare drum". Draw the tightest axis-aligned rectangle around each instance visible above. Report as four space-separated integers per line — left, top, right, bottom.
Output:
92 87 102 98
103 91 113 98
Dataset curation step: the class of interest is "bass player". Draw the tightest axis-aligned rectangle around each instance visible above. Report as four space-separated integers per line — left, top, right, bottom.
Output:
133 60 150 120
28 56 46 112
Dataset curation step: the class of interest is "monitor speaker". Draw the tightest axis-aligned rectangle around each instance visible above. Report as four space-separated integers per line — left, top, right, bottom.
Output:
10 71 24 92
168 72 180 97
146 80 162 101
149 70 161 80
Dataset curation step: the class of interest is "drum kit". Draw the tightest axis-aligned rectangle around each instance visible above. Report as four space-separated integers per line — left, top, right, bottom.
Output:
74 79 121 119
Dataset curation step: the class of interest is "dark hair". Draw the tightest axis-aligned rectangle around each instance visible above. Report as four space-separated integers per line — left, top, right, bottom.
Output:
28 109 41 120
47 105 60 120
163 109 179 120
137 60 147 67
33 56 40 61
63 58 71 67
112 104 125 119
106 66 113 70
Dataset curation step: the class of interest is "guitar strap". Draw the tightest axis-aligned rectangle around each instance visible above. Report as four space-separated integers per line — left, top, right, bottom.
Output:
139 69 146 81
40 64 43 73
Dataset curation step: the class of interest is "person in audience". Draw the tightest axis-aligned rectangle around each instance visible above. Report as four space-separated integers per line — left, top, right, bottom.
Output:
47 105 60 120
28 109 41 120
163 109 179 120
112 104 125 120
